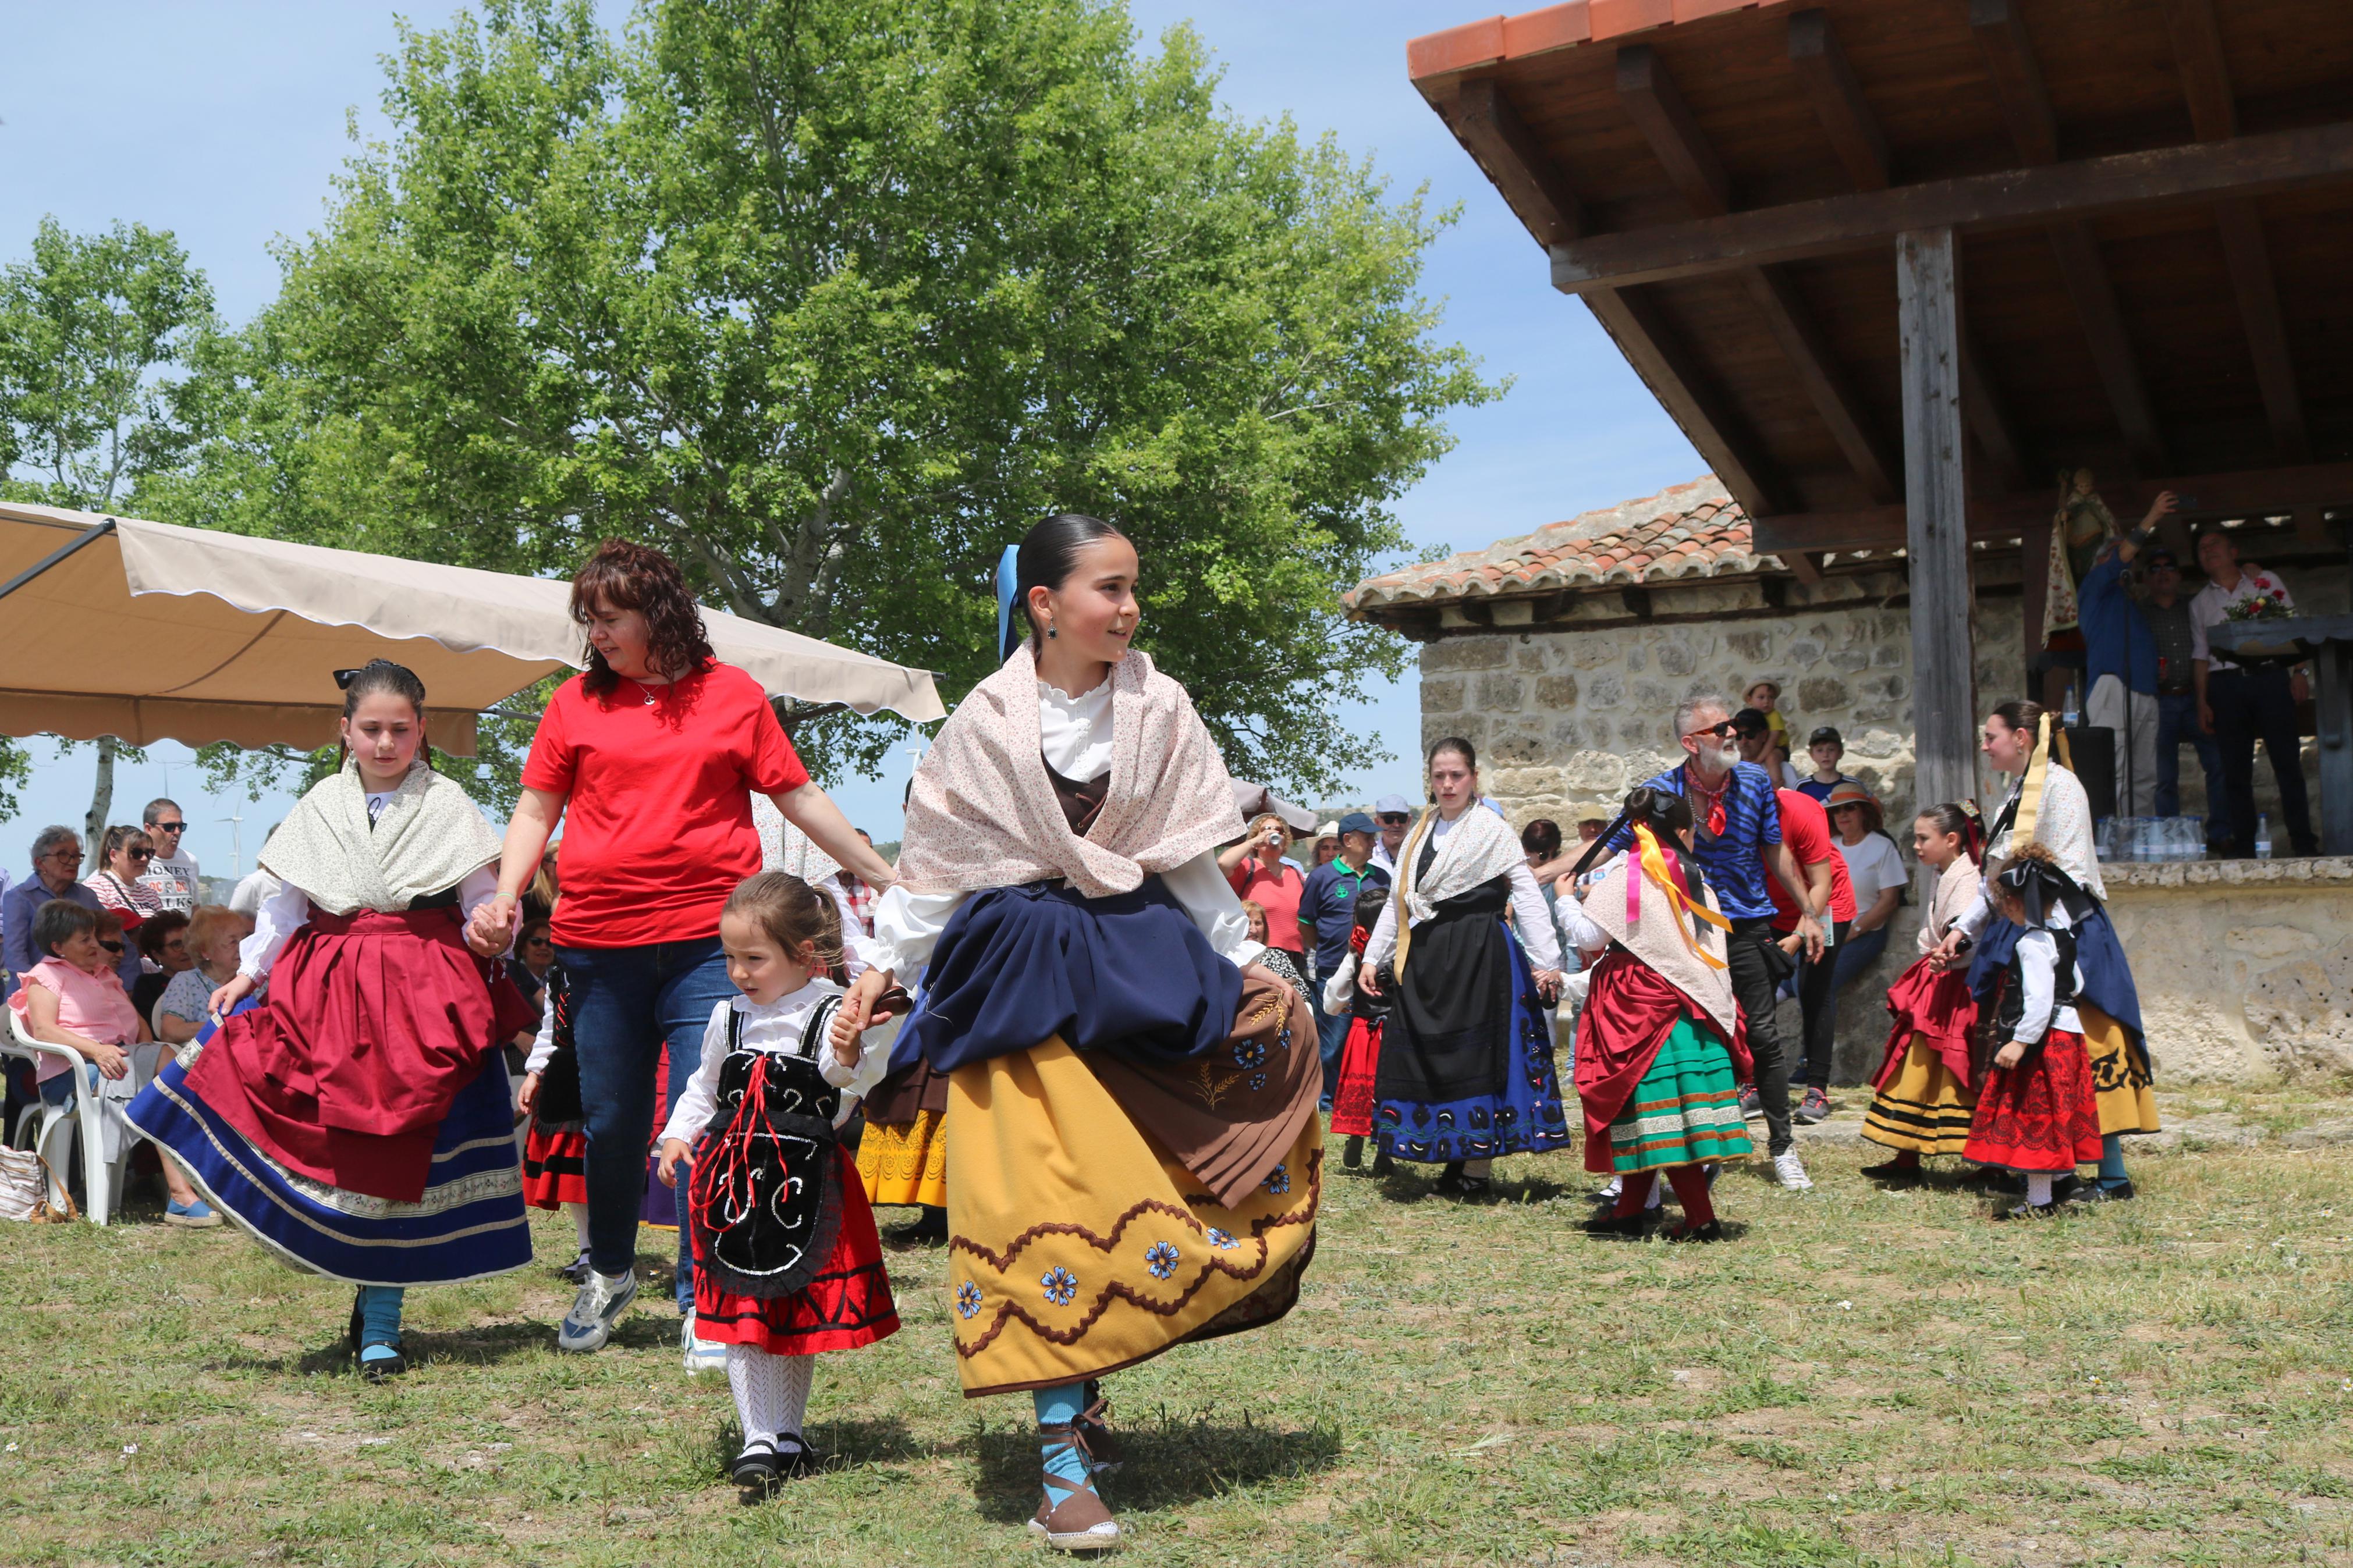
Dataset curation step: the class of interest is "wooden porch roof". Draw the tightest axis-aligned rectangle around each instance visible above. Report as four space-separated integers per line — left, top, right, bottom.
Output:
1405 0 2353 569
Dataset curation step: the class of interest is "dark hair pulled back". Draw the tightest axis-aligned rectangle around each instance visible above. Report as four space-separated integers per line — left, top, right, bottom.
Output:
337 659 431 771
1427 735 1478 771
1520 818 1563 858
1007 514 1129 661
1621 785 1694 838
1990 698 2046 737
98 824 152 866
723 872 846 973
1917 801 1985 865
570 539 716 696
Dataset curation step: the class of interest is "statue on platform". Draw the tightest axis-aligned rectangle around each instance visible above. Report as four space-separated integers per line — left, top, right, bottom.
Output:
2042 467 2118 639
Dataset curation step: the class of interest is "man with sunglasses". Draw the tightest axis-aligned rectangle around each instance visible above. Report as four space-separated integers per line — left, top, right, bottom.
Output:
139 798 200 915
1368 794 1414 876
1604 697 1824 1192
2 826 136 990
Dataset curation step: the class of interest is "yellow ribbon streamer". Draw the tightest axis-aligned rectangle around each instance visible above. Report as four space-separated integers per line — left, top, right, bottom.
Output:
1631 823 1730 970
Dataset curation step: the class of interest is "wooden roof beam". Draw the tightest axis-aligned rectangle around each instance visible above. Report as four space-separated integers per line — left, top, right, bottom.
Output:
1787 9 1889 192
2156 0 2311 463
1442 76 1793 522
1546 122 2353 290
1617 43 1899 504
1969 0 2166 474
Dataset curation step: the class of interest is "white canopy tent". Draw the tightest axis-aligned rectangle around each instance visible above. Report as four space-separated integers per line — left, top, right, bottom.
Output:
0 502 945 754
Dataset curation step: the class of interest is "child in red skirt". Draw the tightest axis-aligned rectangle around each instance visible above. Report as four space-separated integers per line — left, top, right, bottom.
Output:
517 964 592 1281
1323 884 1393 1176
1962 846 2101 1221
658 872 902 1492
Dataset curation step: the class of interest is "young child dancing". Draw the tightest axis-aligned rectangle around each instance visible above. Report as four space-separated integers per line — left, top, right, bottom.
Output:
518 962 592 1283
1962 846 2102 1221
1323 884 1393 1177
1860 802 1983 1180
658 872 902 1492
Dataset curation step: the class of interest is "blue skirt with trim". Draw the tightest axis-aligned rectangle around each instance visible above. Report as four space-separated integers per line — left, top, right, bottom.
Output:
127 1016 531 1288
1373 924 1573 1165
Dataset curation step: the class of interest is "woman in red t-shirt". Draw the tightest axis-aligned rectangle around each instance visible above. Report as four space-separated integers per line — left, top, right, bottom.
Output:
1217 812 1308 958
470 539 895 1359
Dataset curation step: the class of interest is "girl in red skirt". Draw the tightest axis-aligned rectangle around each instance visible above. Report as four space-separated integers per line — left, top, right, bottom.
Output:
1962 846 2102 1221
1325 884 1393 1176
1860 802 1983 1181
517 963 593 1281
658 872 902 1492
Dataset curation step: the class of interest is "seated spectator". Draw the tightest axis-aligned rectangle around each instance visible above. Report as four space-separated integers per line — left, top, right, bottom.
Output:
1238 900 1308 996
156 905 244 1048
1734 708 1803 789
138 798 200 914
1795 727 1864 805
5 826 128 990
1744 680 1793 774
132 909 191 1030
84 826 165 957
9 899 218 1226
512 916 556 1019
1825 779 1909 1043
1220 812 1311 966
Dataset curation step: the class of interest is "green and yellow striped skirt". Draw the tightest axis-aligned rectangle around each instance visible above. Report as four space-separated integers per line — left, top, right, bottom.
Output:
1607 1018 1753 1174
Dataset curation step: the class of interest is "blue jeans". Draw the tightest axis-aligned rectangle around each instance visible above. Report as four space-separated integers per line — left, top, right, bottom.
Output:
2154 689 2225 840
1312 968 1351 1106
1791 924 1888 1089
38 1061 101 1107
556 937 736 1303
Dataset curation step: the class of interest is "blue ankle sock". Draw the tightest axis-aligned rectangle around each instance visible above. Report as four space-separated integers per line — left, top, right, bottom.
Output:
2098 1133 2128 1189
358 1285 405 1361
1034 1382 1091 1492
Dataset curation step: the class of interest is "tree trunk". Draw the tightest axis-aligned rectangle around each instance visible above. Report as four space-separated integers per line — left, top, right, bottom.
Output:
83 736 118 875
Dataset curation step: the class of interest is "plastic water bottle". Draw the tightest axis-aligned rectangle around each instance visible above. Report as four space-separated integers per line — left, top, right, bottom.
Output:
2062 681 2080 728
2256 813 2273 860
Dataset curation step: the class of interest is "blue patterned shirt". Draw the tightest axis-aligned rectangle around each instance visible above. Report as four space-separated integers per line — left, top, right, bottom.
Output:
1608 759 1784 920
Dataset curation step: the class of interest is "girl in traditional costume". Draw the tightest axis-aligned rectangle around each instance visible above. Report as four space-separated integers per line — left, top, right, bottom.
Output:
656 872 899 1492
518 963 592 1282
1933 699 2159 1201
831 515 1321 1553
1860 803 1984 1178
1324 883 1393 1176
1962 846 2103 1219
1570 787 1752 1242
1355 739 1568 1197
127 661 535 1380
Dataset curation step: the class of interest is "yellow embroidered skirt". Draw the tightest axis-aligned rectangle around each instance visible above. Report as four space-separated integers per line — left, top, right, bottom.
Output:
858 1108 949 1210
2081 1001 2161 1136
1861 1036 1976 1156
943 1038 1320 1398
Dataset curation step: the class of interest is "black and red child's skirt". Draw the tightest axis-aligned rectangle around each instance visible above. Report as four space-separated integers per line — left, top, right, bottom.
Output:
1329 1017 1382 1137
1963 1028 2102 1174
521 1121 588 1208
692 1144 901 1356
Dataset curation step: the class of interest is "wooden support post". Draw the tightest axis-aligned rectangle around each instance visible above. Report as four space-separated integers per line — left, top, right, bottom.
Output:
1898 229 1979 812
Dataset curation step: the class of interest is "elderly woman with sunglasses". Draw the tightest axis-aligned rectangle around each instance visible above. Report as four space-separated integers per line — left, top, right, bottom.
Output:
3 826 140 992
84 826 166 954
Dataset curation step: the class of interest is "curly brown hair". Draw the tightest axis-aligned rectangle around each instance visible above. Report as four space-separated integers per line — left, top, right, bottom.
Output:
569 539 716 697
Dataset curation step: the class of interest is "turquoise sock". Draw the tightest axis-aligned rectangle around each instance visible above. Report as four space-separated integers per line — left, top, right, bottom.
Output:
1033 1382 1091 1493
358 1285 405 1363
2098 1133 2128 1189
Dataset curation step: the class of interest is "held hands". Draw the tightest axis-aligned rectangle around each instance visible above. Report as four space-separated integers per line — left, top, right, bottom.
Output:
1994 1040 2027 1072
830 969 892 1055
656 1136 693 1189
1531 969 1563 1004
1357 960 1381 998
208 973 257 1019
467 893 520 957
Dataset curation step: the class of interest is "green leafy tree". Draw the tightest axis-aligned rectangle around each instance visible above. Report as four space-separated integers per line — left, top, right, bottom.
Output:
0 218 215 851
181 0 1497 794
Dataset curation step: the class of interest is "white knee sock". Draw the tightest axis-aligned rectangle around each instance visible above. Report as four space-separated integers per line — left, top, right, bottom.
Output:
1646 1174 1665 1210
565 1201 590 1252
727 1345 816 1447
2025 1172 2054 1206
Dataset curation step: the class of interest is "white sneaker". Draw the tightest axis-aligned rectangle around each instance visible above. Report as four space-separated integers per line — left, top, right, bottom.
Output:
556 1267 637 1353
1773 1151 1814 1192
682 1309 727 1375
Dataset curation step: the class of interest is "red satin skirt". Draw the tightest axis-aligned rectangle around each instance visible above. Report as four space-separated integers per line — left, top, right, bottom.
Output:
692 1146 902 1356
521 1123 587 1208
1964 1029 2102 1173
1873 957 1977 1091
1329 1017 1382 1136
185 905 534 1203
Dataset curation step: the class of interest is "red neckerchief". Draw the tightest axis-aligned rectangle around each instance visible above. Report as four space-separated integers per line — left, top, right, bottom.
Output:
1683 763 1730 838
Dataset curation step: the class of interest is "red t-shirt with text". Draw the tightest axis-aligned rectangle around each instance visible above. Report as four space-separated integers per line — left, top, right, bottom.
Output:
1765 788 1857 931
523 663 810 948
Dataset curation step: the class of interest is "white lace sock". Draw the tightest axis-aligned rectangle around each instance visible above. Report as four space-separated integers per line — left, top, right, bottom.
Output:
1646 1174 1665 1210
2025 1172 2054 1206
727 1345 816 1447
565 1202 590 1252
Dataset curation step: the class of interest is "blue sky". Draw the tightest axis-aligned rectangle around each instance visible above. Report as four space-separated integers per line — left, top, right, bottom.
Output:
0 0 1696 870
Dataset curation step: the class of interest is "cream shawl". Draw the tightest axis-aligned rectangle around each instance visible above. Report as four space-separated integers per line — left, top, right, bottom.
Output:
1387 803 1525 975
1583 854 1739 1039
893 643 1243 899
260 759 504 916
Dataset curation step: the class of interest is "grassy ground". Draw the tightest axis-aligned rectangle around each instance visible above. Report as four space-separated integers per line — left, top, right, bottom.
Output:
5 1087 2352 1567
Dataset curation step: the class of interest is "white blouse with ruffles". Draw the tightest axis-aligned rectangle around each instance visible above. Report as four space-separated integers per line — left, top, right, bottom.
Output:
869 678 1262 979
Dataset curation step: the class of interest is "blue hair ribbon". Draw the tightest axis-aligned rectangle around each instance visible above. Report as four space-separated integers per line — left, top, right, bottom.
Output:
994 543 1021 663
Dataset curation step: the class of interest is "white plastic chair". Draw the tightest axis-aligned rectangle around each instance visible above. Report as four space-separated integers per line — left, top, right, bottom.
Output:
3 1007 139 1225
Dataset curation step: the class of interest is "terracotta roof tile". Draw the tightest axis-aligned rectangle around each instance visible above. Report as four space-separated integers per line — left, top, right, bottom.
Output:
1343 475 1783 614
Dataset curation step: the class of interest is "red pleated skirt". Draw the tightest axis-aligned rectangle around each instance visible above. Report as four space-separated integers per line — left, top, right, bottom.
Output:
1329 1017 1383 1136
185 905 535 1203
521 1123 587 1208
692 1145 902 1356
1964 1029 2102 1173
1873 957 1977 1091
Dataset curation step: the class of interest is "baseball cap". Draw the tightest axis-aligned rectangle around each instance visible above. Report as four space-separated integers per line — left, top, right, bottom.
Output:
2143 547 2180 569
1337 810 1379 836
1731 707 1771 736
1372 793 1413 817
1808 726 1843 748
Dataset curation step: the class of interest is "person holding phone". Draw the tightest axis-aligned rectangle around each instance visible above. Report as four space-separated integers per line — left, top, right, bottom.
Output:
1220 812 1311 968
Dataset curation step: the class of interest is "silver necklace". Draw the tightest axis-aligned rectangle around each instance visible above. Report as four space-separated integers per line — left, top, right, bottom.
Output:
627 677 660 707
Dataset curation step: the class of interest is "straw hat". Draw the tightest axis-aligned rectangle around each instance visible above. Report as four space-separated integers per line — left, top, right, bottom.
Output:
1823 780 1883 833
